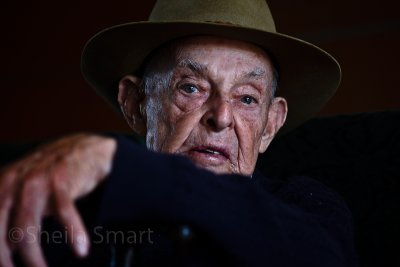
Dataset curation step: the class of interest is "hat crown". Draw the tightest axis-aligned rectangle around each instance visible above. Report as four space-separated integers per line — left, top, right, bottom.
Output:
149 0 276 32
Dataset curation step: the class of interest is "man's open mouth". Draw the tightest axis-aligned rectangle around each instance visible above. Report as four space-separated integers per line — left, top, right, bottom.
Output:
189 146 229 160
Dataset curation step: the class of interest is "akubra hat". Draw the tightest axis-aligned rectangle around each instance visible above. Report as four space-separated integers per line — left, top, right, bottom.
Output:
81 0 341 132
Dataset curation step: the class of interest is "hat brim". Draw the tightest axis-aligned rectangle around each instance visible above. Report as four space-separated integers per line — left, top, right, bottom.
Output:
81 21 341 134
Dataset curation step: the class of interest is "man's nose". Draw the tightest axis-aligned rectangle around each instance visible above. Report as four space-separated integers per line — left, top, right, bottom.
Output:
201 95 234 132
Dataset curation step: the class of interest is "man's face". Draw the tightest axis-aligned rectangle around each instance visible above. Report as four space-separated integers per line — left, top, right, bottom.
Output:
120 36 287 176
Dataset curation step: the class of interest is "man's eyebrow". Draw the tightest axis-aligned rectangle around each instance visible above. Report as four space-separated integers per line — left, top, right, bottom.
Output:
176 59 208 75
243 67 266 80
176 60 266 82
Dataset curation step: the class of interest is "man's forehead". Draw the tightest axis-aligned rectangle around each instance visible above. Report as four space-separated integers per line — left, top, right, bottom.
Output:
175 58 268 82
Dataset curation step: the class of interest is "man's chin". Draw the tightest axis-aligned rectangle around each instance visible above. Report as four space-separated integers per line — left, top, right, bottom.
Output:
195 163 232 175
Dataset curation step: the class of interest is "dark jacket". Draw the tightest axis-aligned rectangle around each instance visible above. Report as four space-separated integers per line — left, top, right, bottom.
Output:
13 135 358 267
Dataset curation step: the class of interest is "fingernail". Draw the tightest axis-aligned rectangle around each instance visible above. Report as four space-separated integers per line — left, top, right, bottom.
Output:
76 234 89 257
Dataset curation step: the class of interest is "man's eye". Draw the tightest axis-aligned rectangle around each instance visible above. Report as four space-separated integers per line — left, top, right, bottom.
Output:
241 95 256 105
180 84 199 94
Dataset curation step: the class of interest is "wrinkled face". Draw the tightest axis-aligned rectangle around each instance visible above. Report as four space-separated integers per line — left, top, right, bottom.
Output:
120 36 287 176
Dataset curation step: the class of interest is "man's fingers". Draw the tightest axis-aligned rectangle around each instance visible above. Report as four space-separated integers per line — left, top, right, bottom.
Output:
0 197 15 267
0 134 114 267
0 248 14 267
0 168 18 267
54 187 89 257
13 173 49 267
17 233 47 267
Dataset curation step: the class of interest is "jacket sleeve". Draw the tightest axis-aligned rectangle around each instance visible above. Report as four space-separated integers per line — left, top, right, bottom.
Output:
95 135 358 267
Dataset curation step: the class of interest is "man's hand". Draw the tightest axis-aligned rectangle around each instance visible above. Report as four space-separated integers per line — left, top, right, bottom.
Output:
0 134 117 267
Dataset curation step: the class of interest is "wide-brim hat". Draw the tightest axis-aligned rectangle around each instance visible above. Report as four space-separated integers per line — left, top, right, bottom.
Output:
81 0 341 133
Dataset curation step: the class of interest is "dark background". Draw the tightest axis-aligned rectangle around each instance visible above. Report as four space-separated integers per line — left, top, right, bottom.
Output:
1 0 399 142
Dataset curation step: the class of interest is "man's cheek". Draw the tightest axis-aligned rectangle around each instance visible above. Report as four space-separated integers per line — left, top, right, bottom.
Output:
174 93 205 112
157 121 193 153
235 127 259 161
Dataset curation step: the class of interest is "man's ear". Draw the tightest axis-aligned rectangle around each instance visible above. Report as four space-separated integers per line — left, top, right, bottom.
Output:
118 75 147 136
259 97 288 153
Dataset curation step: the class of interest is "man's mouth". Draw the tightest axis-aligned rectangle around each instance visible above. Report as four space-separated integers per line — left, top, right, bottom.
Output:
190 146 229 158
186 145 230 167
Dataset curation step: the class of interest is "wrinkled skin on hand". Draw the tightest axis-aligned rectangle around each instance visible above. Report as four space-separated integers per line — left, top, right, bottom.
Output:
0 134 116 267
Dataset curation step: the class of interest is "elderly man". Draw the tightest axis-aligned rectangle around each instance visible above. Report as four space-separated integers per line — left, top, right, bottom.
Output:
0 0 357 266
